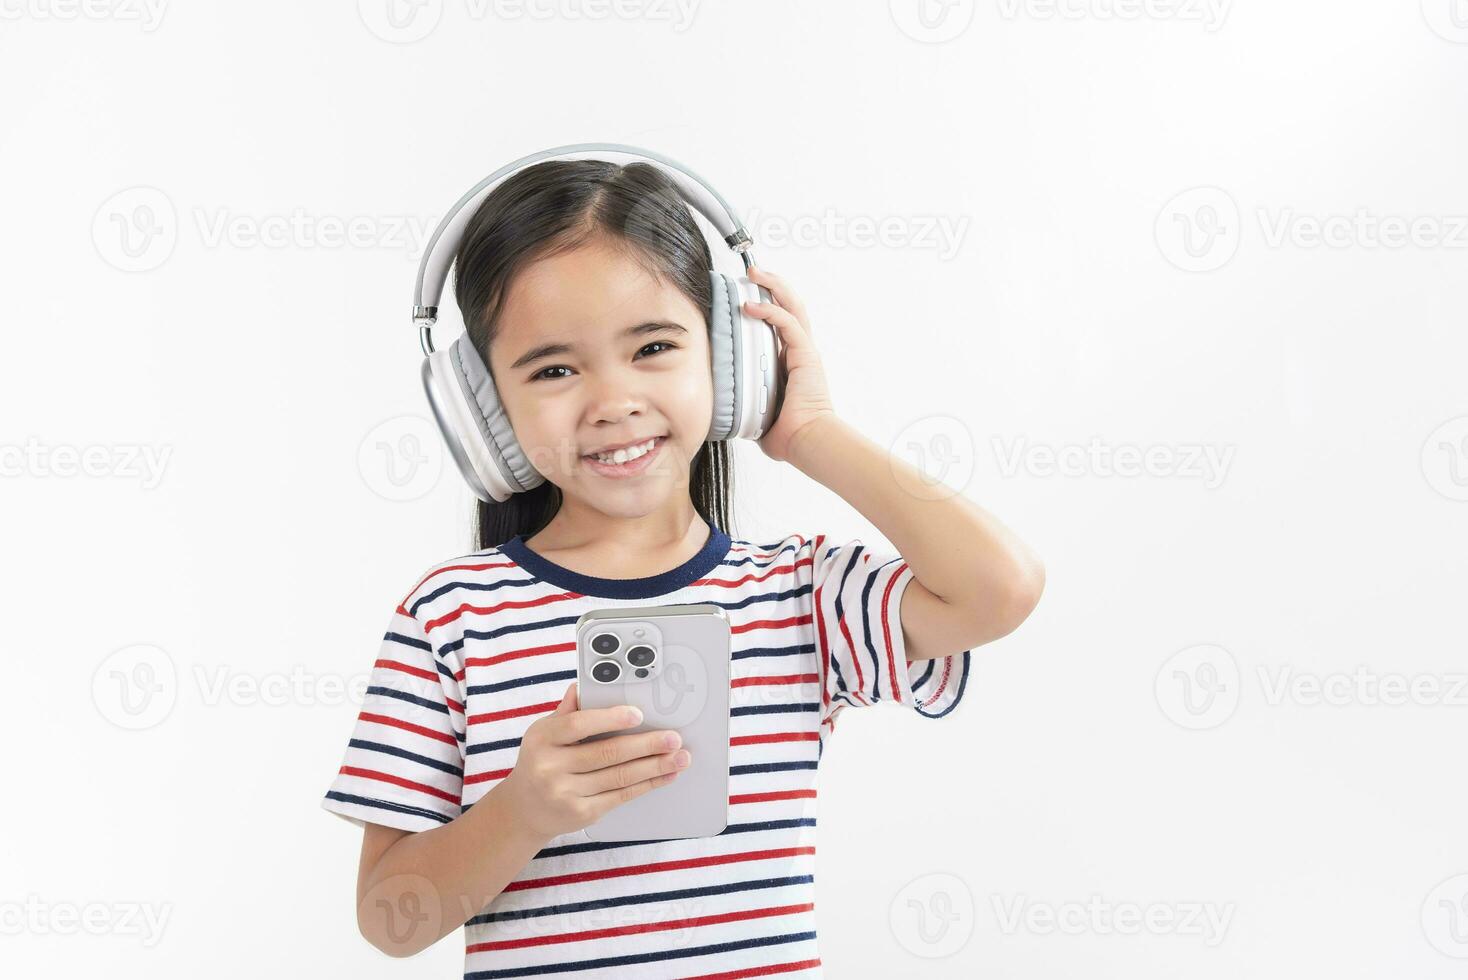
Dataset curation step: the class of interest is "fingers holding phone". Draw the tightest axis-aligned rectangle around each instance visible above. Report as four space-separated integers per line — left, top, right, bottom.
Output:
497 682 689 841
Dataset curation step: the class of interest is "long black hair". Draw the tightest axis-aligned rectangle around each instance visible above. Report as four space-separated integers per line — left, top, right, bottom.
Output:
450 159 735 552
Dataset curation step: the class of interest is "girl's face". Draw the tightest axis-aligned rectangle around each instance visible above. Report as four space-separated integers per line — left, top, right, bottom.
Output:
487 236 713 521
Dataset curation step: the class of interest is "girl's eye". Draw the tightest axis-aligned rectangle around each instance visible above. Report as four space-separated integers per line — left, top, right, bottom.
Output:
529 341 678 382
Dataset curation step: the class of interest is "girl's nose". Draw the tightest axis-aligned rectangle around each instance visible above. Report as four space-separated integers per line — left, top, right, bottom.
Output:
585 375 647 425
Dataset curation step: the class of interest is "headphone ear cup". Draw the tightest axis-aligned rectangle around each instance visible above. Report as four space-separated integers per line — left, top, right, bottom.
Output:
708 269 784 443
706 269 741 442
422 334 544 502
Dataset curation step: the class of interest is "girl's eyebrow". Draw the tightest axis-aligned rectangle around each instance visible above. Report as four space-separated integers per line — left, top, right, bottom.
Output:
509 321 688 370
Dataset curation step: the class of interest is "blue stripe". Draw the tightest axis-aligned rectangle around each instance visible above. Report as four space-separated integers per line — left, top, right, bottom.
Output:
721 538 803 569
467 668 576 696
704 585 812 613
366 685 449 715
436 588 814 657
470 874 813 928
324 791 452 825
731 760 818 776
827 636 852 699
531 818 817 859
731 701 819 717
409 567 529 618
465 930 818 978
732 643 814 661
912 657 936 689
439 612 584 656
859 555 906 703
914 649 971 719
466 735 523 756
348 738 463 777
383 629 432 652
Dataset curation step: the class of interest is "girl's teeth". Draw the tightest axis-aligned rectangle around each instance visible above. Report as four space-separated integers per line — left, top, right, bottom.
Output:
593 438 656 464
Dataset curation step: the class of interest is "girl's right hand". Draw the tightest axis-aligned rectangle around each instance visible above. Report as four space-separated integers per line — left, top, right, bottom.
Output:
496 682 692 841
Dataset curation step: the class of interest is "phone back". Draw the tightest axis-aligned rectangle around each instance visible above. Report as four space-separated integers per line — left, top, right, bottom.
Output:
575 603 731 841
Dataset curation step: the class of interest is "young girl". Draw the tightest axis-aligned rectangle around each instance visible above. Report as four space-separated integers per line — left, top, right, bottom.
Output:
322 157 1045 978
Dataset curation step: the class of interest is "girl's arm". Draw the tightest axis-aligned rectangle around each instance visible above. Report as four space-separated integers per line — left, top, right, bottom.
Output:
787 413 1046 660
354 779 550 957
351 685 687 957
743 265 1045 662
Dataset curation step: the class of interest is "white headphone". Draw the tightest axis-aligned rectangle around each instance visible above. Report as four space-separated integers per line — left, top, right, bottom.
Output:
413 142 787 504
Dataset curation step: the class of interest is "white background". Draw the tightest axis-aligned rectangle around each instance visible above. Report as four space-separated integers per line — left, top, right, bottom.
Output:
3 1 1467 977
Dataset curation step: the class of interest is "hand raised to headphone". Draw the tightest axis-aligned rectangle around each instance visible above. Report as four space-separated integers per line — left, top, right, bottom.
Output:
743 265 836 465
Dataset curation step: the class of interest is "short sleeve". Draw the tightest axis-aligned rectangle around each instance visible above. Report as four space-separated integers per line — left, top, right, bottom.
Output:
320 601 466 833
810 535 971 736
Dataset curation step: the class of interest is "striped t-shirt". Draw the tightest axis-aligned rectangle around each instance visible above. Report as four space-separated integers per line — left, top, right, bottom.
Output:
322 522 971 979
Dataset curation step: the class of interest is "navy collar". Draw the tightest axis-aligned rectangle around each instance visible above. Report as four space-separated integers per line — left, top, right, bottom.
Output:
499 521 733 599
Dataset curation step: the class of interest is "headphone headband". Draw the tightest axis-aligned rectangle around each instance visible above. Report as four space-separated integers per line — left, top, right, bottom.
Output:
412 142 759 355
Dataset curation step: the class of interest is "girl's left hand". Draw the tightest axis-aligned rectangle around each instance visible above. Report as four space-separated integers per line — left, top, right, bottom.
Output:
743 265 836 464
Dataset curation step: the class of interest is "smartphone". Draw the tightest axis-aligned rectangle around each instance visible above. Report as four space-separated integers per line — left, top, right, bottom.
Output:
574 603 731 841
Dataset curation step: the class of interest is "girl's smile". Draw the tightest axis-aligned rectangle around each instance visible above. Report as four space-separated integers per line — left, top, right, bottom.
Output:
580 434 669 478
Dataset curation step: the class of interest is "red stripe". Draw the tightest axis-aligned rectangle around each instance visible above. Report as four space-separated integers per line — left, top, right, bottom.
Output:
374 657 436 682
462 640 576 673
830 560 868 698
467 903 813 953
725 536 810 561
921 653 954 708
422 589 580 632
698 557 812 590
729 732 818 747
468 698 559 727
503 846 816 892
880 563 907 704
404 558 518 602
357 710 458 746
732 673 819 688
733 614 812 635
339 765 458 804
464 767 512 785
812 536 830 713
679 957 823 980
729 789 817 805
371 661 465 714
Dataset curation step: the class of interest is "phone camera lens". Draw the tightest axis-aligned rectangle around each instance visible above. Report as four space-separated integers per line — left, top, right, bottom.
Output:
626 645 656 668
591 660 621 683
591 632 620 656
